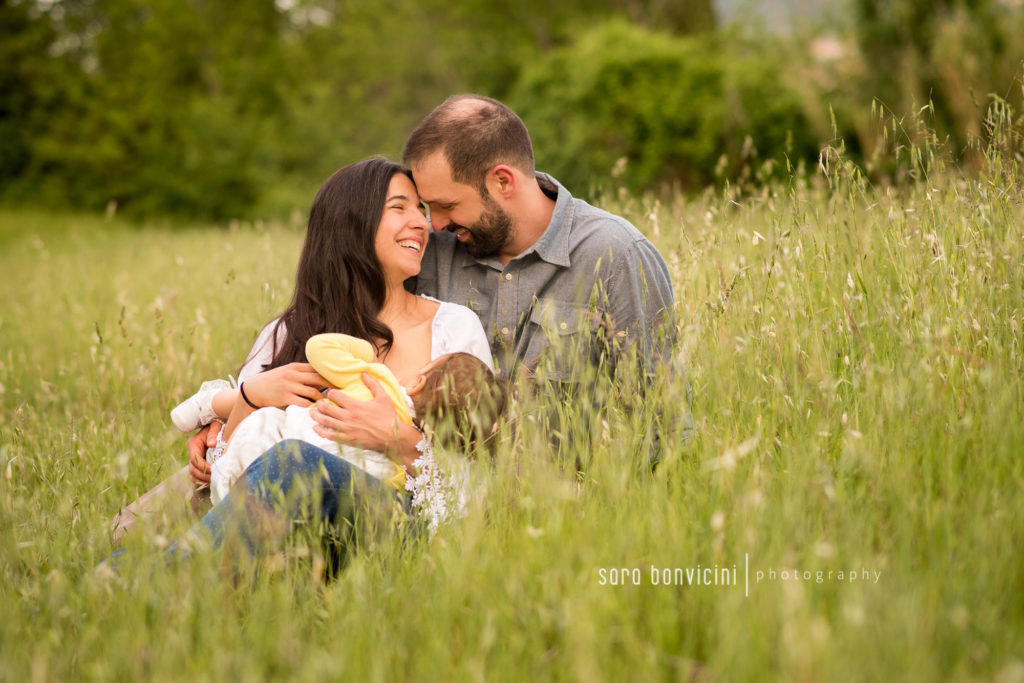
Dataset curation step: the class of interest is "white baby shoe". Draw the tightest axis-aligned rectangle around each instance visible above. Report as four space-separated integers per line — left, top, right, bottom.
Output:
170 379 232 432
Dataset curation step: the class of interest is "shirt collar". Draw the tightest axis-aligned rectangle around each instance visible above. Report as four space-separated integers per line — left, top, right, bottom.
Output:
524 173 573 268
461 172 573 270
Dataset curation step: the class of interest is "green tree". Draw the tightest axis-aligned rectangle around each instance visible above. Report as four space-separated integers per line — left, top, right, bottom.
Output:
3 0 297 218
852 0 1024 151
0 1 63 189
1 0 720 219
510 20 815 194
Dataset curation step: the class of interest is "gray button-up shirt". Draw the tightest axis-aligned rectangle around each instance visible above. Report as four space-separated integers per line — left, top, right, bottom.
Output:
414 174 675 382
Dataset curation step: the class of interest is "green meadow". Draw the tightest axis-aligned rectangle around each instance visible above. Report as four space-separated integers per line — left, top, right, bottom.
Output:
1 129 1022 680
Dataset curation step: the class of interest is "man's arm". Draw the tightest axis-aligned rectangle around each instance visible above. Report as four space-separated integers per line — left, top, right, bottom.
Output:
187 422 221 484
309 374 424 471
602 238 676 370
603 238 693 451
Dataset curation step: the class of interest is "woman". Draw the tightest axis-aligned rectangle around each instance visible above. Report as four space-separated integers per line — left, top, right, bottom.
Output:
119 158 492 560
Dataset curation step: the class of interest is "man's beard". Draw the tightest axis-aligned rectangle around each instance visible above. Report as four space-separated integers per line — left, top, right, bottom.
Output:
449 191 513 258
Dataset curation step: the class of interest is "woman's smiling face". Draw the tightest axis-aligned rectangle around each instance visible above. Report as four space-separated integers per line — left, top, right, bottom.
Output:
374 173 430 285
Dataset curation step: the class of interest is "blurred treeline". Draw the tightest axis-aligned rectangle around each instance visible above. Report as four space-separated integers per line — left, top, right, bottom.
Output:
2 0 1023 220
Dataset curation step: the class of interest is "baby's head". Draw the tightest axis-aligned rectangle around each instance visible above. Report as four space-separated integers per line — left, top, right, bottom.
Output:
403 353 507 449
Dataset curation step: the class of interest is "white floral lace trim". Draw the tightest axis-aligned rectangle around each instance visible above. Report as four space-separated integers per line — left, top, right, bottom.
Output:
205 418 228 464
404 436 464 535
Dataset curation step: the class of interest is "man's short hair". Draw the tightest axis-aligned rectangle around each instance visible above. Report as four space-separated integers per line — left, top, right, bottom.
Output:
403 94 535 191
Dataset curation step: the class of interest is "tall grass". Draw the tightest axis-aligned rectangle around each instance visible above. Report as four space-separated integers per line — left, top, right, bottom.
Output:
1 109 1022 680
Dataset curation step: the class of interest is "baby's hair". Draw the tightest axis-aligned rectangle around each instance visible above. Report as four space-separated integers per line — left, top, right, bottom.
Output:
411 353 507 451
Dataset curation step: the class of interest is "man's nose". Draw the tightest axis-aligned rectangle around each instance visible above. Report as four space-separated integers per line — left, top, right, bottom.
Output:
429 212 450 232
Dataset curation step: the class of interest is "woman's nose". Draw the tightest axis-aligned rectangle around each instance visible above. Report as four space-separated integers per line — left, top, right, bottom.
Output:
409 210 430 230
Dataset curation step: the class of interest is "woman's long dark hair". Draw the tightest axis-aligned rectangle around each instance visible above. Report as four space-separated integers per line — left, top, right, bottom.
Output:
257 158 409 370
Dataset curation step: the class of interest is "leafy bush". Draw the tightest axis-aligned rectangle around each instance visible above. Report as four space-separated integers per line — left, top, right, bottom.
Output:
851 0 1024 155
510 20 819 194
0 0 287 220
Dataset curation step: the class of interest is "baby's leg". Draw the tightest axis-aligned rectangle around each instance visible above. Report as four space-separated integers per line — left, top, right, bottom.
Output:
210 389 238 421
170 379 234 432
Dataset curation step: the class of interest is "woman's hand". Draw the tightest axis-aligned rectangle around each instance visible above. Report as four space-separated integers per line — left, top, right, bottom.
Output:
240 362 327 409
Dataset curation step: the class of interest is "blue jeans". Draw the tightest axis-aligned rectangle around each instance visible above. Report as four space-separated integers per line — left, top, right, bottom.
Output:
185 440 410 565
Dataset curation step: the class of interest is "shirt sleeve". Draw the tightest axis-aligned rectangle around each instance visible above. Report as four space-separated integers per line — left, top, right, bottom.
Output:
599 238 676 370
605 239 693 449
237 319 286 383
432 302 494 369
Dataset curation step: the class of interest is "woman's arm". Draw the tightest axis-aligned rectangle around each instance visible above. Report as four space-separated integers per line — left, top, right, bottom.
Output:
185 320 281 485
186 320 320 484
222 362 328 439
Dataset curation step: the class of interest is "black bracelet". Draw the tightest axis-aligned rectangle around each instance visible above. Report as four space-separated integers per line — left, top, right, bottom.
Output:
239 381 260 410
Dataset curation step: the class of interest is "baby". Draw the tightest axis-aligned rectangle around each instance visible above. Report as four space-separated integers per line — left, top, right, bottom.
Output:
171 333 506 506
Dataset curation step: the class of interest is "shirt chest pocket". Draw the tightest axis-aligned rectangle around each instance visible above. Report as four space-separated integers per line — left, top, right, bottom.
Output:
530 298 591 334
523 298 602 380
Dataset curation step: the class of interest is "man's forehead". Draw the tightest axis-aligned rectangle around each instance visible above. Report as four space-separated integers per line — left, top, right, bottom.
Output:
411 152 471 202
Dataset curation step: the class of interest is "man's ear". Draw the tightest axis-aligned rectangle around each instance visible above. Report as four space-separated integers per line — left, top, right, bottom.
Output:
488 165 517 199
406 374 428 397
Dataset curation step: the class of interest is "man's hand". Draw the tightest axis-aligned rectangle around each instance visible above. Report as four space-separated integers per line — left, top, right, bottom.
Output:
187 422 221 485
310 374 402 453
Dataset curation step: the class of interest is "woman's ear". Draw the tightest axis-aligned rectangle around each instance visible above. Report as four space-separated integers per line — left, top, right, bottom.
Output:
406 373 428 397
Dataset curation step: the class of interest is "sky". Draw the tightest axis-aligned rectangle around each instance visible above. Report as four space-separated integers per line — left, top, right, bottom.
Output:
714 0 847 33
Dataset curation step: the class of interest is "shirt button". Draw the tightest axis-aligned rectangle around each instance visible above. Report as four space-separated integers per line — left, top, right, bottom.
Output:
501 326 510 336
559 321 568 330
504 273 513 281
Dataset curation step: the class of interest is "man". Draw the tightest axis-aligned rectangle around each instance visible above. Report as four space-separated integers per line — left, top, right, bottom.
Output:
305 94 685 462
404 94 675 381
